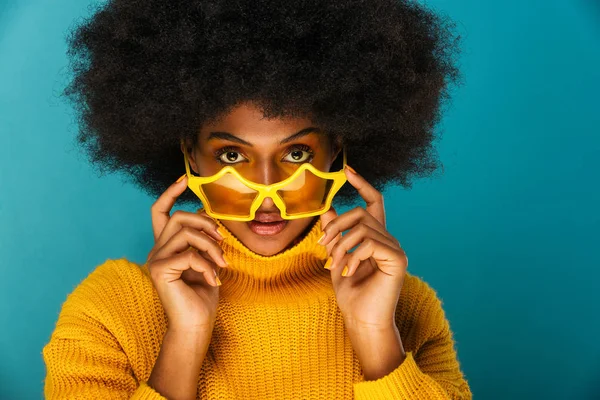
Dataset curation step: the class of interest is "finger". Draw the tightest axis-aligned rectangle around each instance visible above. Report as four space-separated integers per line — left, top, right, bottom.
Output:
327 223 399 270
151 225 229 269
344 166 386 228
151 248 220 287
319 206 395 247
327 251 352 285
151 174 188 241
344 239 408 277
182 251 223 287
319 206 342 255
154 209 224 251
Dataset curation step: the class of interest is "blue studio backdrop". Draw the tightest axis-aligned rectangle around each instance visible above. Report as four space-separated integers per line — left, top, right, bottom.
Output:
1 0 599 398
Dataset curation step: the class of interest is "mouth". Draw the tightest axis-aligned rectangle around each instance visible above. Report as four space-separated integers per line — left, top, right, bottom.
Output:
247 219 288 235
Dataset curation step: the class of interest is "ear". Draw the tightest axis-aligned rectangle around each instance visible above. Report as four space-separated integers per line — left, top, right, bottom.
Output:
330 136 344 166
181 137 200 174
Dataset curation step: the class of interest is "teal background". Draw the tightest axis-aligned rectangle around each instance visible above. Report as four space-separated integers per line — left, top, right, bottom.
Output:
1 0 599 398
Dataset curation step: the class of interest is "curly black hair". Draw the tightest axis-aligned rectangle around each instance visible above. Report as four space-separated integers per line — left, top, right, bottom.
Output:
62 0 463 208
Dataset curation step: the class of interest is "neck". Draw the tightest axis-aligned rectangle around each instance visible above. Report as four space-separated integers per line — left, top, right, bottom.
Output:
200 208 332 303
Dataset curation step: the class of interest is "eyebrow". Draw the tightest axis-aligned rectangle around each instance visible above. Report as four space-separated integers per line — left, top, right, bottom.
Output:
206 127 322 147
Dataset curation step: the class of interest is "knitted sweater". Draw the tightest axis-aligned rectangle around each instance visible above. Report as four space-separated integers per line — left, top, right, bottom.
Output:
42 209 472 399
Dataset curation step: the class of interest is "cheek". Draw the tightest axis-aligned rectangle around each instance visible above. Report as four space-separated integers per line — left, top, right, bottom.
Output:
196 159 220 176
290 216 319 237
220 220 243 233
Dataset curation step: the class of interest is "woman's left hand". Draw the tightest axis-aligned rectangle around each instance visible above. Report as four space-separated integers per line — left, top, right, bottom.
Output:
319 165 409 331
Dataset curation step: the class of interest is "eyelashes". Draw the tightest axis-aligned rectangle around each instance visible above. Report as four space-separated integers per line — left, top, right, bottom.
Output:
214 144 315 165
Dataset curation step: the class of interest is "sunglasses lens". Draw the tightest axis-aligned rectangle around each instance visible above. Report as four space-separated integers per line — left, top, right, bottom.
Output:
200 172 260 219
197 168 337 219
276 169 335 216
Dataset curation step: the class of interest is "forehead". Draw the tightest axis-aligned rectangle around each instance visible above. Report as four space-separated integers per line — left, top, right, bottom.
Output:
198 102 328 144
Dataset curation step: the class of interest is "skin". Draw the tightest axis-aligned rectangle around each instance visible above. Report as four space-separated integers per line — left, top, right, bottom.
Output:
182 101 341 256
180 101 410 381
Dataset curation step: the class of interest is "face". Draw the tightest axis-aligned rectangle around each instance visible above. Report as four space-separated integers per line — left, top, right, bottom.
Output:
183 101 341 256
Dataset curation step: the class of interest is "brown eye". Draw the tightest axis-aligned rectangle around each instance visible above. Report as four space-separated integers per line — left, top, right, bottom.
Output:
213 145 314 165
283 144 314 163
221 151 244 163
214 146 247 165
284 150 311 163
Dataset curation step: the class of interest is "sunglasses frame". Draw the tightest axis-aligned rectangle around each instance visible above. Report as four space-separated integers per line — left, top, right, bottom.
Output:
180 138 348 221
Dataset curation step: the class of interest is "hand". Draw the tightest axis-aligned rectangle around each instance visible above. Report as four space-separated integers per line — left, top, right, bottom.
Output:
319 166 409 331
146 174 229 334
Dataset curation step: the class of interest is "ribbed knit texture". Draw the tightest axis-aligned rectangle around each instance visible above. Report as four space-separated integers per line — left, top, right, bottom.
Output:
42 208 472 399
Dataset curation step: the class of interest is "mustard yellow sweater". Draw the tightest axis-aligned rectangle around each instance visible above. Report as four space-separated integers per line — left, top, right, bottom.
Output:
42 209 472 399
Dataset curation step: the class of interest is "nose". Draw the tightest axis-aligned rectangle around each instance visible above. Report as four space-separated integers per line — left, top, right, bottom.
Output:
243 159 288 186
257 195 277 210
242 160 288 211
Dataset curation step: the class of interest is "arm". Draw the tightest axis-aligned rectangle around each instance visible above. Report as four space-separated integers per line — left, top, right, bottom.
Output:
42 332 168 399
42 260 207 400
345 322 406 381
147 328 212 400
352 280 472 400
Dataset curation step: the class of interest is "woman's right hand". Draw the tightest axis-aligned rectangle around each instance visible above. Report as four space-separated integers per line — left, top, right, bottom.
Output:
145 174 229 334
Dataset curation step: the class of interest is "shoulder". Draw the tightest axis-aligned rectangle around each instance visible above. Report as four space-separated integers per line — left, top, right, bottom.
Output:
400 272 446 314
50 258 156 340
63 258 150 305
396 272 451 349
88 257 149 282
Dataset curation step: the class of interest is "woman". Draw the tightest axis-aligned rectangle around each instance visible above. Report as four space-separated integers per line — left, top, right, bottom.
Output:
42 0 470 398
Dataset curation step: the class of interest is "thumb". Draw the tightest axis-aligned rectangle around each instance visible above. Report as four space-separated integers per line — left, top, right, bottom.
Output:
197 206 214 220
196 206 221 228
319 206 337 232
319 206 341 252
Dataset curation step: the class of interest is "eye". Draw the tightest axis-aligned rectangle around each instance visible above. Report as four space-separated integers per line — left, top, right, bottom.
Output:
214 146 247 165
283 144 314 163
213 145 315 165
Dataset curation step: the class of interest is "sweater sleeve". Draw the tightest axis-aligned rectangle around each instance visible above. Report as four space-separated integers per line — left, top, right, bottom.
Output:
353 278 472 400
42 337 166 399
41 260 167 399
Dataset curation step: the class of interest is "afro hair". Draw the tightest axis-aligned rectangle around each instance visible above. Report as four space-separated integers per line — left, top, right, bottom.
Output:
62 0 463 208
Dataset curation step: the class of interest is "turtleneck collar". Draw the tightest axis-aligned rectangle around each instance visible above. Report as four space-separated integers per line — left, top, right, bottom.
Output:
196 207 333 304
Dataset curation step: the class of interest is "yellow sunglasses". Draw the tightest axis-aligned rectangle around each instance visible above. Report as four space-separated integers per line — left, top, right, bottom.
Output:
181 138 348 221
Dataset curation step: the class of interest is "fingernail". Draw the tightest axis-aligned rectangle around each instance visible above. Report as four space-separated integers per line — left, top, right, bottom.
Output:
341 266 349 276
176 174 186 183
324 257 333 270
317 232 326 245
222 254 231 267
345 165 357 174
214 270 222 286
